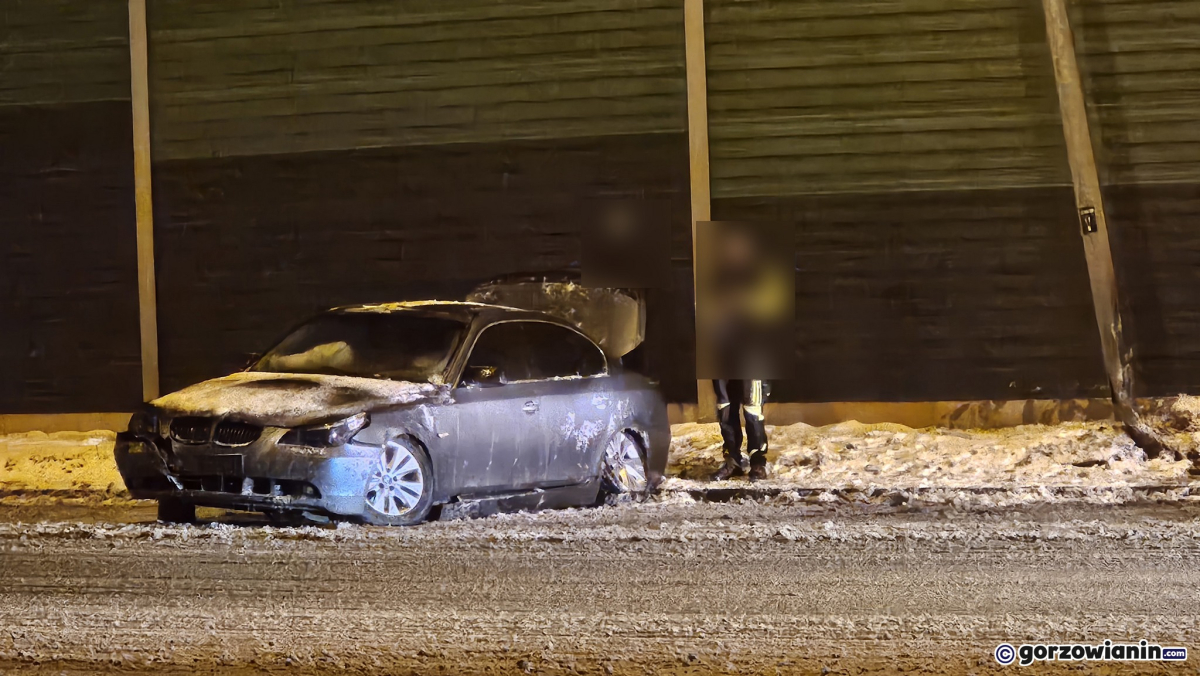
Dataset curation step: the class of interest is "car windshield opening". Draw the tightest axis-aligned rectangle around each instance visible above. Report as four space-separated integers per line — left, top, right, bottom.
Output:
253 312 466 382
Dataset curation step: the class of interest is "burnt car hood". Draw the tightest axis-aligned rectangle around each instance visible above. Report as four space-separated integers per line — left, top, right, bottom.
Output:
150 371 448 428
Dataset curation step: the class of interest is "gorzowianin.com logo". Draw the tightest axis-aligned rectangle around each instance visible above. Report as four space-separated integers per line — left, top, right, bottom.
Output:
995 640 1186 667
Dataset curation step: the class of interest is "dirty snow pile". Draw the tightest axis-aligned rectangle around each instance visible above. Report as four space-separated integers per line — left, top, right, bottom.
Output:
668 418 1197 492
4 397 1200 502
0 430 123 494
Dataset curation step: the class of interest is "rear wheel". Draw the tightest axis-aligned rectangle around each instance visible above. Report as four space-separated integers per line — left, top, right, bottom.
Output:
157 497 196 524
600 430 649 502
361 436 434 526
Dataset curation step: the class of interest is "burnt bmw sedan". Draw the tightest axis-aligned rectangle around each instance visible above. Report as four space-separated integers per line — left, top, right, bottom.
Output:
115 300 669 525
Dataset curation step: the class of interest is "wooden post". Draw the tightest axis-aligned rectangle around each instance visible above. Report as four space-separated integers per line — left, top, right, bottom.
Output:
684 0 716 423
129 0 160 401
1040 0 1165 454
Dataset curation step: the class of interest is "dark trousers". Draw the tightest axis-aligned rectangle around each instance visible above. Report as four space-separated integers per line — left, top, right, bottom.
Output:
713 379 768 464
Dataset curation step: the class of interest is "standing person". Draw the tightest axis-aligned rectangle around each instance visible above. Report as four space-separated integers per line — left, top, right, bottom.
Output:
710 379 769 481
697 221 789 484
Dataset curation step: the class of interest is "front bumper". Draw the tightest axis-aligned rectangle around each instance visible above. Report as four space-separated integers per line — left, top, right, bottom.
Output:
114 432 375 516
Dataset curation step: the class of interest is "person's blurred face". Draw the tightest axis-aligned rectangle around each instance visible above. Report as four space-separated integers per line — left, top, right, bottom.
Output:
720 229 755 269
600 204 637 244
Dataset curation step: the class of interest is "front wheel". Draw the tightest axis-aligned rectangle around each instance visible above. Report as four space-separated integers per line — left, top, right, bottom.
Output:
600 430 649 502
361 436 434 526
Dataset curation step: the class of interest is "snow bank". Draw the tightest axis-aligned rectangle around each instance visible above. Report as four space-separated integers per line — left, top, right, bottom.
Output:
0 430 123 494
669 417 1197 490
4 398 1199 500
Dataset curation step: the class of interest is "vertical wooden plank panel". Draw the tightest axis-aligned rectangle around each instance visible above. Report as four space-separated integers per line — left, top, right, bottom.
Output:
685 0 716 422
128 0 159 400
1040 0 1164 454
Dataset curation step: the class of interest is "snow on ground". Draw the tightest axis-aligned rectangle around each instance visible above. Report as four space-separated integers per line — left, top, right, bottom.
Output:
0 430 122 493
668 420 1194 489
6 502 1200 676
667 397 1200 495
6 407 1199 674
2 399 1199 504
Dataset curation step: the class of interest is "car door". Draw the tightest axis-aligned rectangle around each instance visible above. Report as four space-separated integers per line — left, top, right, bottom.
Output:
448 321 544 494
519 322 612 486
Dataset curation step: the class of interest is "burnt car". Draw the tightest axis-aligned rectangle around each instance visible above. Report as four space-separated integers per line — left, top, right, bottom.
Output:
115 298 669 525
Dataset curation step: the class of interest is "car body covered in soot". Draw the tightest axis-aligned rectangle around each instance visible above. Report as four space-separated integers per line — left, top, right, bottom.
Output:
115 283 668 525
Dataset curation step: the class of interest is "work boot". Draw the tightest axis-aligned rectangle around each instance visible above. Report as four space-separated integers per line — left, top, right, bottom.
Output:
710 455 744 481
747 455 769 482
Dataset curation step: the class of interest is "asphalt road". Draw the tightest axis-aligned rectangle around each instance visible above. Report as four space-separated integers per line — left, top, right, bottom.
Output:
1 498 1198 675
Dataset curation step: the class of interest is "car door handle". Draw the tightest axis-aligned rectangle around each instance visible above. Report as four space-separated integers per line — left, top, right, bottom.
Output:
523 401 538 413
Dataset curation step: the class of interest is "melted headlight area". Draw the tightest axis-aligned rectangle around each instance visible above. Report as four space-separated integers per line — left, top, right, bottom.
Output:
278 412 369 448
127 407 159 438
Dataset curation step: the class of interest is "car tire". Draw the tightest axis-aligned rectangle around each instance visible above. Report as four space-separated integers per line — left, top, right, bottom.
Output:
600 430 650 504
361 436 435 526
157 497 196 524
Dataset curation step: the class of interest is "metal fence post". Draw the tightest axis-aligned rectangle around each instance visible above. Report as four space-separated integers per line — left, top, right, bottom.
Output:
684 0 716 422
129 0 159 401
1040 0 1166 454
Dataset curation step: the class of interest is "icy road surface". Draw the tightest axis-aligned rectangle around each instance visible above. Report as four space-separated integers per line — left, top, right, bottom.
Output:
2 499 1198 675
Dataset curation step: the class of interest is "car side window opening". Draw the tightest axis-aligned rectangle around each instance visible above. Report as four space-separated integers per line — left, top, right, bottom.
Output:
464 323 534 384
465 321 606 385
523 322 606 379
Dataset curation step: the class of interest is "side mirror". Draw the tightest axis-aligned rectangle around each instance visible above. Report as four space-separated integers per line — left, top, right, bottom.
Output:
463 365 504 388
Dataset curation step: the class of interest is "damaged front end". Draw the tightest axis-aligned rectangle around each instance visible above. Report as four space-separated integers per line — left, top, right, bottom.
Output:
114 405 379 518
466 272 645 359
115 406 179 491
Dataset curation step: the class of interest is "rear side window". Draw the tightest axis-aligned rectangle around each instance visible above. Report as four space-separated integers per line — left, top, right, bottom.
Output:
523 322 606 379
467 321 605 383
466 322 533 382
